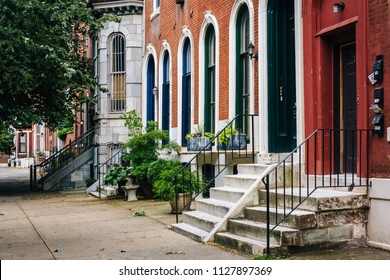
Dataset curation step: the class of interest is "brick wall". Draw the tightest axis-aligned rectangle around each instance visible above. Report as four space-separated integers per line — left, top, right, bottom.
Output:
145 0 259 128
368 0 390 177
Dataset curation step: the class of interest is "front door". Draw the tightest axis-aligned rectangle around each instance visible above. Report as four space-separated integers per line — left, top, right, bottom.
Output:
267 0 297 152
334 43 357 173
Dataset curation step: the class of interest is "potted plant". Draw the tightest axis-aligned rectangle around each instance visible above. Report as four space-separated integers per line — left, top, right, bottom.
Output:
148 159 204 213
217 125 247 150
185 124 214 151
104 164 129 187
121 111 179 198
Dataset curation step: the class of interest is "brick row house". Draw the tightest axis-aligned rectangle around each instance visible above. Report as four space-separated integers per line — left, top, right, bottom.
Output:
31 0 389 253
143 0 390 252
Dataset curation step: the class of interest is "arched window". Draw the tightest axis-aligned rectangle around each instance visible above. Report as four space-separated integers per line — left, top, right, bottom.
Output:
236 6 250 133
146 56 155 122
182 38 191 146
204 26 216 134
162 52 170 132
109 34 126 112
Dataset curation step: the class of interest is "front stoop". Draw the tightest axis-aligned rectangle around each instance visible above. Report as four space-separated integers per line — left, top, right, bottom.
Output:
171 161 369 256
171 163 270 243
216 189 369 255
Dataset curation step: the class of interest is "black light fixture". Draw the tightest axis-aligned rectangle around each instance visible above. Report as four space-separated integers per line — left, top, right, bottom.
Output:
247 42 258 60
333 2 345 13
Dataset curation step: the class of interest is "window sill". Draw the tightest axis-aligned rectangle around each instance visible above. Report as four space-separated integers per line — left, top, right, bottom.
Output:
150 7 160 21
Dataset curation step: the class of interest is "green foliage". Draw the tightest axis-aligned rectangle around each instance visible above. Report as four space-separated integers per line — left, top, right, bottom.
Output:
0 0 117 128
56 112 75 141
0 122 14 154
121 110 143 138
85 177 96 187
147 159 181 184
121 112 178 182
133 209 146 217
57 127 74 141
104 164 129 186
152 162 205 202
185 123 215 139
218 125 239 146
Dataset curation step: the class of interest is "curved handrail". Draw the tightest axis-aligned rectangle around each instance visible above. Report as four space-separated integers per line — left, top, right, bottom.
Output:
173 114 259 223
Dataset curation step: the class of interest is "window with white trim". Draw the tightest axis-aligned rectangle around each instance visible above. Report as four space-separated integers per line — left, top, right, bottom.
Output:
109 33 126 113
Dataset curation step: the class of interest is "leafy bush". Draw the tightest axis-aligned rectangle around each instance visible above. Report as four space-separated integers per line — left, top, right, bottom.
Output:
104 164 129 186
152 163 204 202
147 158 181 184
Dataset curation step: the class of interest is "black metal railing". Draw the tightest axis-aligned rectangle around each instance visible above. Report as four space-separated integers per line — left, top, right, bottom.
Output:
30 129 95 190
261 128 373 255
174 114 259 223
96 149 125 198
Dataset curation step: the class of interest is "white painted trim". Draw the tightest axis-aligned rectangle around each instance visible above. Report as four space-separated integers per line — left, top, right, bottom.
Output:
229 0 255 121
257 0 304 154
177 27 195 145
198 11 220 133
159 41 175 141
295 0 305 147
142 44 158 126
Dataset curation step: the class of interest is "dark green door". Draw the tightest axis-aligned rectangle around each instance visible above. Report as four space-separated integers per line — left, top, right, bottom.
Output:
267 0 297 152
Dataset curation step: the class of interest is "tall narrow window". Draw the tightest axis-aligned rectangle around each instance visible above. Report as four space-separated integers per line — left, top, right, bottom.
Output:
162 52 170 133
109 34 126 112
146 57 155 122
182 39 191 146
92 37 99 116
19 133 26 153
236 6 250 134
204 26 216 134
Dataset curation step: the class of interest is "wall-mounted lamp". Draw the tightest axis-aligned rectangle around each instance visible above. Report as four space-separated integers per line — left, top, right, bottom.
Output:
247 42 258 60
152 86 158 96
333 2 345 13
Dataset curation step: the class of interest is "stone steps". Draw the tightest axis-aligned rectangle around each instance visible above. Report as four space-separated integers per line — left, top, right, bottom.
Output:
244 206 317 230
215 232 286 255
169 163 270 243
259 188 369 212
227 219 301 246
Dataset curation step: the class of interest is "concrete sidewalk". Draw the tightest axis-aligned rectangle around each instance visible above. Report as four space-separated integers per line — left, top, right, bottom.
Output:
0 191 249 260
1 166 390 260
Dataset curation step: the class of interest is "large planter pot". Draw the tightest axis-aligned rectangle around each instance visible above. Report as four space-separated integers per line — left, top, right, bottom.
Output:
187 137 212 151
169 193 192 214
217 134 247 150
136 179 155 199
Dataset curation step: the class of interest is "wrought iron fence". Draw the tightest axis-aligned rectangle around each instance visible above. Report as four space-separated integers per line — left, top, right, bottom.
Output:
261 128 373 255
173 114 259 223
30 129 95 190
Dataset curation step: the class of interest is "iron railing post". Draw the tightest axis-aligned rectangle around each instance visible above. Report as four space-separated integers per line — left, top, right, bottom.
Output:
265 175 270 256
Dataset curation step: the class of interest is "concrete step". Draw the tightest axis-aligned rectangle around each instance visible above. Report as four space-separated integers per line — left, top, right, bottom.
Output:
300 224 355 246
89 191 108 199
209 186 245 203
195 198 234 218
182 211 222 232
228 219 301 246
237 163 270 176
244 206 317 230
223 174 260 189
259 188 369 212
215 232 286 255
170 222 208 242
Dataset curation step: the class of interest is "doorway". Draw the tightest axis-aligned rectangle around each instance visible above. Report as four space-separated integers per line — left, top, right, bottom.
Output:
334 43 357 173
267 0 297 152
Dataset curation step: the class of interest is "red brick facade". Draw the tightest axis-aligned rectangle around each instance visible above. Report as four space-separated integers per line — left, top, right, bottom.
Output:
144 0 259 128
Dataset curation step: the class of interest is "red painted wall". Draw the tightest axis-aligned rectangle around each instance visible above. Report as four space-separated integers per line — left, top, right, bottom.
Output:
367 0 390 177
303 0 370 175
